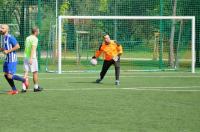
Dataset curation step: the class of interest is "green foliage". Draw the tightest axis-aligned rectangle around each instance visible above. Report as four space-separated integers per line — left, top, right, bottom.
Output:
99 0 108 12
60 0 70 15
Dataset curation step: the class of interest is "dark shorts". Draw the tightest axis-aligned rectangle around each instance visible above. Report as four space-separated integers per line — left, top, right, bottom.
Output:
3 62 17 74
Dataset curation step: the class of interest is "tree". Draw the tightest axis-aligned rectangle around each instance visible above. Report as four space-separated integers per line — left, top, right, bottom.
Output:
169 0 177 68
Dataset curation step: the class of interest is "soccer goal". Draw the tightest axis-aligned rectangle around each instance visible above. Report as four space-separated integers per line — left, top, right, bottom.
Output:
54 16 196 74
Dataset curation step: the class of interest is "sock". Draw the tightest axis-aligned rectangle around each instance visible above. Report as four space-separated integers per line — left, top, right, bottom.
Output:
12 75 25 82
22 83 26 90
10 80 17 91
4 75 17 91
34 84 39 89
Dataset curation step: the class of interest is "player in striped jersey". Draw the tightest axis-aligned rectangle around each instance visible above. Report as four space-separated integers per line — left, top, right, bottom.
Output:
0 24 28 95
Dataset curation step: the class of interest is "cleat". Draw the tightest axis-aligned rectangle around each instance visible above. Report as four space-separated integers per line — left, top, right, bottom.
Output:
34 86 43 92
96 79 102 83
23 78 29 89
7 90 19 95
115 80 120 85
21 89 27 93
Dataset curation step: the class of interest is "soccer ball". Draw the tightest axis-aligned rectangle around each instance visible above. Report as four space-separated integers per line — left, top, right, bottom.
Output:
90 58 97 65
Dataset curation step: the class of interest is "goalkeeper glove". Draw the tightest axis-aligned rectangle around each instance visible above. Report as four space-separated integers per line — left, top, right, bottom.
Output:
113 56 119 62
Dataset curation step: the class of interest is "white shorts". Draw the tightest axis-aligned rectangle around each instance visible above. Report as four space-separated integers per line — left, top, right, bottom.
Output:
24 58 38 73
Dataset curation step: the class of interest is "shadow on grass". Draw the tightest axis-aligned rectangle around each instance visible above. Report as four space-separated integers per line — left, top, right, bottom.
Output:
68 81 103 84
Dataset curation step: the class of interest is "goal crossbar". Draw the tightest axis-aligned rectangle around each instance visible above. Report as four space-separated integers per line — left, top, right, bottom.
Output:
58 16 196 74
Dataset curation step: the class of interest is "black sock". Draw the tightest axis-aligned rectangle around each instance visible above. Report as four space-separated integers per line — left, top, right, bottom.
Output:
4 75 17 91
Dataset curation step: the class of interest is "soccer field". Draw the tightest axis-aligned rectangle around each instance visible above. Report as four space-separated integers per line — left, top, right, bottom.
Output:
0 71 200 132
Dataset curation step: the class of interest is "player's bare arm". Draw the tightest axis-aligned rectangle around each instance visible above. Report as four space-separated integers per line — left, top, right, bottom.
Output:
3 44 20 54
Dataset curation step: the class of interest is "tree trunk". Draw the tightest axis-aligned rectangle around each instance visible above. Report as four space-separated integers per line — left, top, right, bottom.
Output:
175 20 183 69
169 0 177 68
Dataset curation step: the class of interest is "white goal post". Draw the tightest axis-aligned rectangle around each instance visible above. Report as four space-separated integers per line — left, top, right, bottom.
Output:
58 16 196 74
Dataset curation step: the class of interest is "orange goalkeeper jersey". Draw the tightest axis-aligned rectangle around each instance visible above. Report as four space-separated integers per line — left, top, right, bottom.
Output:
95 40 123 61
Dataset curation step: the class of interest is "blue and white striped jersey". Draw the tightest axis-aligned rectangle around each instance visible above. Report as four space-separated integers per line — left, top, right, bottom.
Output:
3 34 18 63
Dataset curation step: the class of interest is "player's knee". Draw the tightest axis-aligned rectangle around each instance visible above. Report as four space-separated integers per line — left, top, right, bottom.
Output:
33 71 38 75
7 74 12 79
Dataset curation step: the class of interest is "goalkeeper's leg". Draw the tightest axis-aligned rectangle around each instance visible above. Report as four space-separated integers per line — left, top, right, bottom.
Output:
96 60 112 83
114 59 120 85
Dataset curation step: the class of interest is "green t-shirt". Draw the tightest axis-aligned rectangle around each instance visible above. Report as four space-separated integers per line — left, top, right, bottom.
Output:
24 35 38 59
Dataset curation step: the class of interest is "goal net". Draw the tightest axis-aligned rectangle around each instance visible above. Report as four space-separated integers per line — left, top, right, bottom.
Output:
46 16 195 74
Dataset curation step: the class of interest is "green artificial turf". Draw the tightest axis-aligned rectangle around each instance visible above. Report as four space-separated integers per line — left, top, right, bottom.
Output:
0 72 200 132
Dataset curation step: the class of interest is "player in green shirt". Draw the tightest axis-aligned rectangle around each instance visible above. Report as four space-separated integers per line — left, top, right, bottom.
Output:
22 27 43 92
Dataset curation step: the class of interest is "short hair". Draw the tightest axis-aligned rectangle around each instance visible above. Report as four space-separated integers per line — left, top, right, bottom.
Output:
32 27 39 34
102 33 110 40
102 32 110 37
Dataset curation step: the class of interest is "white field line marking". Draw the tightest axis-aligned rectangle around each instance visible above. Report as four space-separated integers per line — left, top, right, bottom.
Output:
38 72 200 75
122 86 200 88
22 75 200 79
43 87 200 92
45 86 200 90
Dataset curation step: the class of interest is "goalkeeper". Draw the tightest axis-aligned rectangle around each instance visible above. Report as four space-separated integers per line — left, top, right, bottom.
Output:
92 34 123 85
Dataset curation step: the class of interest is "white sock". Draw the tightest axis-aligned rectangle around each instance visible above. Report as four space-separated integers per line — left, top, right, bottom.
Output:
34 84 39 89
22 83 26 90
